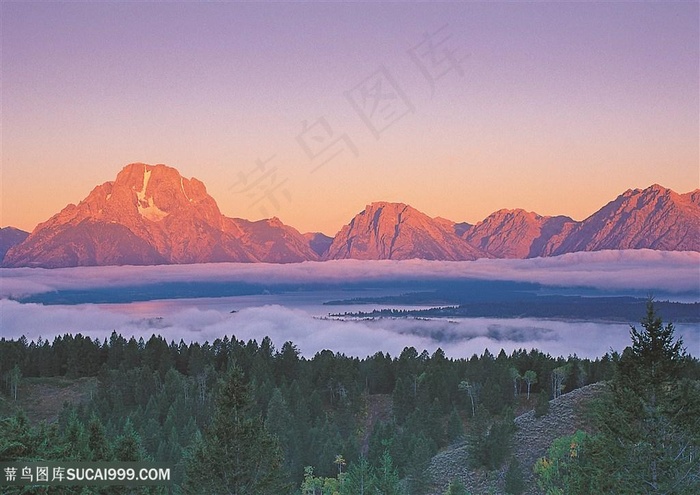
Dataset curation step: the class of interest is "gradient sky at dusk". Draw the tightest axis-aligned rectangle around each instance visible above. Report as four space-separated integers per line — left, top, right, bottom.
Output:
2 1 698 235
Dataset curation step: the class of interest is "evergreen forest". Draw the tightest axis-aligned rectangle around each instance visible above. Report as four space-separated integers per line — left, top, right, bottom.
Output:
1 302 698 494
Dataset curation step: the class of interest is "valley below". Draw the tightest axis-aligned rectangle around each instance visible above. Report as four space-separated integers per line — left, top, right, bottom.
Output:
2 251 698 359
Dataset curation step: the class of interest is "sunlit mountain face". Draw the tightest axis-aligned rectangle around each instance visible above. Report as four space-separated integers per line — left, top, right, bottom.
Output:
3 163 698 268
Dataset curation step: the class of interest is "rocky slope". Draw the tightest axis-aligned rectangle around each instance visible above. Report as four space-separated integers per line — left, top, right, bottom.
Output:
544 185 700 255
324 202 488 261
464 209 574 258
2 163 317 267
426 382 606 495
323 184 698 262
3 162 698 267
304 232 334 257
0 227 29 262
228 217 321 263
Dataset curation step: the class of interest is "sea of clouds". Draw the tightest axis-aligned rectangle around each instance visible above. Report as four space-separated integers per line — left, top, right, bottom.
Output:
1 300 698 359
1 250 698 358
2 249 699 299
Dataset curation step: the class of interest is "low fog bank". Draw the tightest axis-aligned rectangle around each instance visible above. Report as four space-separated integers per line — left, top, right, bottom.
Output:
1 299 697 359
1 250 698 300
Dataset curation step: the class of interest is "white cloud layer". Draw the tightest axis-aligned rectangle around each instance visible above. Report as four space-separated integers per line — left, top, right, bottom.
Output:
1 299 698 359
1 250 697 359
1 249 698 299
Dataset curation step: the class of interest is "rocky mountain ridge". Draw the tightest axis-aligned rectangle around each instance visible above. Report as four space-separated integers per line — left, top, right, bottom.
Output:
0 227 29 261
325 202 488 261
2 163 698 267
2 163 317 267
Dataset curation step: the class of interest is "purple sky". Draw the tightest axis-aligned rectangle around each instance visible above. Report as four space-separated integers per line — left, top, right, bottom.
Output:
2 1 698 234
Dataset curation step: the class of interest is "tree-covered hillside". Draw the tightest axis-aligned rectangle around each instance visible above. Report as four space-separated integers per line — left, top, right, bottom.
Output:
1 303 698 494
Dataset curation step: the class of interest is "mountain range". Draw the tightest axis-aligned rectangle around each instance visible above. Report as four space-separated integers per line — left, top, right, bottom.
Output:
2 163 698 268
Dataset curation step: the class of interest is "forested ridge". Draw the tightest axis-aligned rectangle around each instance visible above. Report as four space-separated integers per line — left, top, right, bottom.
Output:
1 302 698 494
327 298 700 323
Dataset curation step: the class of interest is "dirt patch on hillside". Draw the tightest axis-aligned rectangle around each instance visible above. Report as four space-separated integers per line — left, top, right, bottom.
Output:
14 377 97 423
359 393 393 455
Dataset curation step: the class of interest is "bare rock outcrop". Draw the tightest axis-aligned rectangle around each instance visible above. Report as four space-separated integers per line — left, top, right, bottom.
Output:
426 382 607 495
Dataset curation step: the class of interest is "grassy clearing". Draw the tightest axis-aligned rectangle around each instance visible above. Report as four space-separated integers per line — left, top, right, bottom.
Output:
2 376 97 423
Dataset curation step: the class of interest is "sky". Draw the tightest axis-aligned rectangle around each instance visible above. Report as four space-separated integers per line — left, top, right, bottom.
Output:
2 1 698 235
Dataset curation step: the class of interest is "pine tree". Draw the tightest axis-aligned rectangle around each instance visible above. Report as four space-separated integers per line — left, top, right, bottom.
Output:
628 300 686 392
444 478 470 495
0 411 33 461
114 418 145 462
392 377 414 424
265 387 294 473
182 366 288 494
407 434 436 493
447 407 465 445
341 456 376 495
574 301 700 493
63 410 89 460
467 405 514 470
534 391 549 417
86 414 111 461
504 457 525 494
375 450 401 495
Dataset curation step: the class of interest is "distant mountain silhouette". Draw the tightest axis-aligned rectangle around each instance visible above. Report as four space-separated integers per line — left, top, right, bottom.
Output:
0 227 29 262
